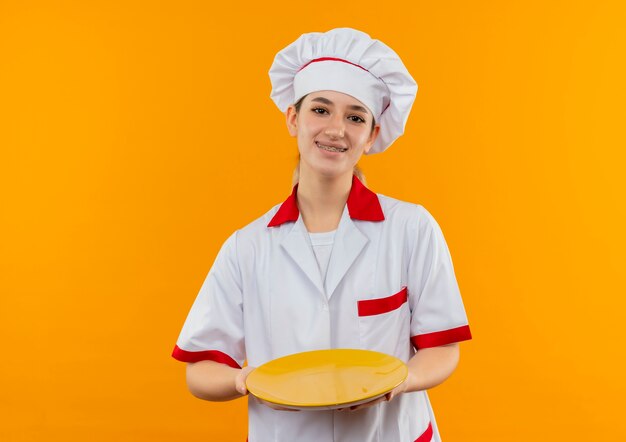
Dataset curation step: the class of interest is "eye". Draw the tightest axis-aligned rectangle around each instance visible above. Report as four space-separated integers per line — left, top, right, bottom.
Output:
348 115 366 124
311 107 328 115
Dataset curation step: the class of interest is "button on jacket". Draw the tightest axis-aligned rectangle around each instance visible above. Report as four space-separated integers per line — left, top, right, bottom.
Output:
173 176 472 442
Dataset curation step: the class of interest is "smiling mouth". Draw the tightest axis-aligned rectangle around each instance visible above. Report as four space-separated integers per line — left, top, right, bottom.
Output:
316 142 348 153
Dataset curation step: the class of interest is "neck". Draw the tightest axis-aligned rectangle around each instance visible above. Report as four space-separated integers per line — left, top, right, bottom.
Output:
296 167 353 233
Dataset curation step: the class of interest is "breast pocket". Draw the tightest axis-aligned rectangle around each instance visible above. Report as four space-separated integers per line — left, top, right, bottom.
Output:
357 287 411 358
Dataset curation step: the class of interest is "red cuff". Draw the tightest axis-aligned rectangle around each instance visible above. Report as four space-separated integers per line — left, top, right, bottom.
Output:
411 325 472 349
171 345 241 369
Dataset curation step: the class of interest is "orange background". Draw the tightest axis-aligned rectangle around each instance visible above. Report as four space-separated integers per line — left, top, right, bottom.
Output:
1 1 625 440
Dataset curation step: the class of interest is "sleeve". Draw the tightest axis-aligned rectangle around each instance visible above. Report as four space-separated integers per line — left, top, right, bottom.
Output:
407 207 472 350
171 231 245 368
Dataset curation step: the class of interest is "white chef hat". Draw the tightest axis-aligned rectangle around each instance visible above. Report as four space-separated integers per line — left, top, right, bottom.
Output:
269 28 417 154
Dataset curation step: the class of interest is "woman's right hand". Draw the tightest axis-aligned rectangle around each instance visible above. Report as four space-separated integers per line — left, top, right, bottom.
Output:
236 367 300 411
235 366 255 396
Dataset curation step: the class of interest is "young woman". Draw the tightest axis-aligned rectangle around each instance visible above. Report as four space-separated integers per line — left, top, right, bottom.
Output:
172 28 472 442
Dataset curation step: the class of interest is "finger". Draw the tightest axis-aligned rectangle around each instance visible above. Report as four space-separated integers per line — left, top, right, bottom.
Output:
259 399 300 412
348 396 386 411
272 405 300 412
385 381 407 403
235 378 247 395
235 374 248 395
235 366 255 395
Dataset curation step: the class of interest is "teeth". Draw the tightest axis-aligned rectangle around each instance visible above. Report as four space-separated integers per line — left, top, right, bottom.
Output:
317 142 347 152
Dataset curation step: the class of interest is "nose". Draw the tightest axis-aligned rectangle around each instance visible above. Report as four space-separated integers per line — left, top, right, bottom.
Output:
324 115 345 139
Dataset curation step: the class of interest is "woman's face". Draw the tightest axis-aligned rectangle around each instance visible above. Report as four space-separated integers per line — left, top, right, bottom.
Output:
286 90 380 181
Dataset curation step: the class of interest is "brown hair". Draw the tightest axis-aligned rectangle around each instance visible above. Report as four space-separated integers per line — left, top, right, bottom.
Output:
291 94 372 186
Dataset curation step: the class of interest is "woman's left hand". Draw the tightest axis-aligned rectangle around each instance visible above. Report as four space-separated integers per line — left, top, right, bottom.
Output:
337 372 414 412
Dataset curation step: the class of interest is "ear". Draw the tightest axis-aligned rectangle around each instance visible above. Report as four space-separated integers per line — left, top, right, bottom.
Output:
286 105 298 137
363 124 381 154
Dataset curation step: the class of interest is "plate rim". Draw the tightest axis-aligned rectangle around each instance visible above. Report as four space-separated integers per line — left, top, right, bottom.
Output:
245 348 408 408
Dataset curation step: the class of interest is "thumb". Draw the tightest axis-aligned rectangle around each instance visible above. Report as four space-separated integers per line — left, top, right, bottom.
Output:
235 366 255 395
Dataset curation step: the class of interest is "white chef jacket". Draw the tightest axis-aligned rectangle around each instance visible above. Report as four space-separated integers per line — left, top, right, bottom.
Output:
173 175 472 442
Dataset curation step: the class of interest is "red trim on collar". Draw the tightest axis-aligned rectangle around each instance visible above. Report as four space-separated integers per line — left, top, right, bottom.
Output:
346 175 385 221
267 183 300 227
267 175 384 227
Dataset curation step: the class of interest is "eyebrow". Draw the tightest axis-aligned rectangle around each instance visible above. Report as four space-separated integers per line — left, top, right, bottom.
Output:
311 97 369 114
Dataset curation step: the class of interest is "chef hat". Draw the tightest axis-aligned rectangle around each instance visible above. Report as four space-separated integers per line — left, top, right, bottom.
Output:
269 28 417 154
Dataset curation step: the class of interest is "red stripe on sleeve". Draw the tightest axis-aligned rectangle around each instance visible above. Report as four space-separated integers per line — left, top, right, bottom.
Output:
411 325 472 349
358 287 408 316
171 345 241 369
415 422 433 442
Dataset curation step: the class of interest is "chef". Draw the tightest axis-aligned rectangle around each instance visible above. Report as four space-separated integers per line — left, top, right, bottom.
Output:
172 28 472 442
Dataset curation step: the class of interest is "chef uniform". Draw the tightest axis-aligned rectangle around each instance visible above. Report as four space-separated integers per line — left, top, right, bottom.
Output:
172 28 472 442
